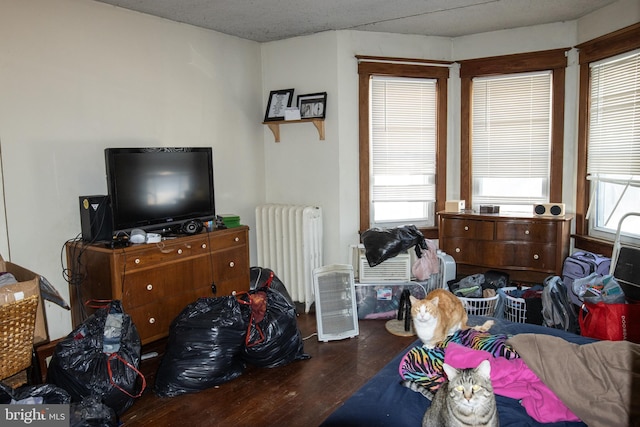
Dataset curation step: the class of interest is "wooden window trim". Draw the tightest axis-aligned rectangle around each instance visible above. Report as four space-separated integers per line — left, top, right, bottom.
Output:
357 58 450 239
574 23 640 254
459 49 567 206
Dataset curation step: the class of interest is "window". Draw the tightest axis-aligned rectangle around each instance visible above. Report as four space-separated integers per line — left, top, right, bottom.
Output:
471 71 552 212
370 76 436 227
460 49 567 210
357 58 449 236
576 23 640 249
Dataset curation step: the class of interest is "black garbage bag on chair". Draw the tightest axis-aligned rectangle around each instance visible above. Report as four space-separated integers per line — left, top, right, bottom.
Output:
154 296 247 397
361 225 426 267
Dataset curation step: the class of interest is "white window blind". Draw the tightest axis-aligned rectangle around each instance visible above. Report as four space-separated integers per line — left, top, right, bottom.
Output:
370 76 436 227
587 49 640 238
471 71 552 210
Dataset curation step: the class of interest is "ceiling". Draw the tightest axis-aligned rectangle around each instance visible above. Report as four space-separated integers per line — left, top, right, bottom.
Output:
93 0 618 43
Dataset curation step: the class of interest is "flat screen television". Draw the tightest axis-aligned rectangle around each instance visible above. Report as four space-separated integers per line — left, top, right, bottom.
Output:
105 147 215 235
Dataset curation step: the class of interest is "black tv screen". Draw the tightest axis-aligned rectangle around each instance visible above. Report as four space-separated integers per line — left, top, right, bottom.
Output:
105 147 215 234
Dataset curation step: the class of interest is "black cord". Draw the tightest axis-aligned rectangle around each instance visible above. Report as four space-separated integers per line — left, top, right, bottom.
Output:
205 229 216 295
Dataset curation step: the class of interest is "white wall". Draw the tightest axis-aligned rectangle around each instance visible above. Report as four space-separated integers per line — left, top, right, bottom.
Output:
0 0 264 340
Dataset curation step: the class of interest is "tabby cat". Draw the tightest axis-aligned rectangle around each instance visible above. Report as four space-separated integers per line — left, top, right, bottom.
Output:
410 289 494 348
422 360 499 427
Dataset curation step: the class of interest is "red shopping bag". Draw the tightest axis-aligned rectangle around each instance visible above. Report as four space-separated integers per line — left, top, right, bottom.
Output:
579 301 640 343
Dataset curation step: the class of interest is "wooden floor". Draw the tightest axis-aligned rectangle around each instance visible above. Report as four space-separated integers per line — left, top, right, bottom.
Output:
119 307 416 427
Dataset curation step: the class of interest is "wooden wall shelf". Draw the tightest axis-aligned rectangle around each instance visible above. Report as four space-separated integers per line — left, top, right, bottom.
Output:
263 118 325 142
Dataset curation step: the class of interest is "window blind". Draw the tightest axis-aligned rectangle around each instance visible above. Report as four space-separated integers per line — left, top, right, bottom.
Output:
587 49 640 178
370 76 436 207
471 71 552 206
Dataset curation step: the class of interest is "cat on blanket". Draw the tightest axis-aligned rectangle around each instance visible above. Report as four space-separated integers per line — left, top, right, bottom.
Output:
422 360 499 427
410 289 494 348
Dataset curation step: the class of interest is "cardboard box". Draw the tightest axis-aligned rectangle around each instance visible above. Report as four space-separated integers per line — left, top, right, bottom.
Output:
0 256 48 345
445 200 465 212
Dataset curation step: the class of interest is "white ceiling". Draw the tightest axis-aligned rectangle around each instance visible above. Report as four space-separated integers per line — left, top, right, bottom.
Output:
93 0 618 43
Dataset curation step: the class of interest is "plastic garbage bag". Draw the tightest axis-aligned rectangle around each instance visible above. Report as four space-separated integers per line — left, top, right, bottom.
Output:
154 296 247 397
250 267 294 307
47 300 143 416
238 286 310 368
361 225 426 267
0 383 71 404
70 396 118 427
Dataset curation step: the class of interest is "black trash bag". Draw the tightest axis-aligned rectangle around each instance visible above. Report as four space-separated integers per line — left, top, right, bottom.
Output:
249 266 294 307
47 300 143 416
70 396 118 427
361 225 425 267
0 383 71 404
238 287 310 368
154 296 247 397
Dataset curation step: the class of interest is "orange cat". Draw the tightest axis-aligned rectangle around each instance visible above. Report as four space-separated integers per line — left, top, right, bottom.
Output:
410 289 494 348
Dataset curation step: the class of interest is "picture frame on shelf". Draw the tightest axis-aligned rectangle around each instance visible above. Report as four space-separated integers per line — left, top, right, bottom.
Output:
264 89 295 122
297 92 327 119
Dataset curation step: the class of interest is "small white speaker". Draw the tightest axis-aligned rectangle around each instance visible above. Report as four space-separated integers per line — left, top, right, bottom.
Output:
533 203 565 217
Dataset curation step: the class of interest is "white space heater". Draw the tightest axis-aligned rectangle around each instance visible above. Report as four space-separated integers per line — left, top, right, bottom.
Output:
256 204 323 313
312 264 359 342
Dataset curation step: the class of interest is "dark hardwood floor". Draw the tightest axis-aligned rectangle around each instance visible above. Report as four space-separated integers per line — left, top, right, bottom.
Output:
119 306 416 427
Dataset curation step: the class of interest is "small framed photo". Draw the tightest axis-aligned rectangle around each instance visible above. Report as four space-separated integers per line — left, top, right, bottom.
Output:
264 89 295 122
297 92 327 119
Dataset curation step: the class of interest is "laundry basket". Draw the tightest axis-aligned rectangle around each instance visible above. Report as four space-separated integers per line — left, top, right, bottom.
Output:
458 294 499 317
502 286 531 323
0 295 39 380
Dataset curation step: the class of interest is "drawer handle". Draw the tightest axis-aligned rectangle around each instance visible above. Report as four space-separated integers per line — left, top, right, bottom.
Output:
455 248 461 253
149 317 156 324
201 243 207 249
177 249 183 255
135 258 141 264
234 237 240 242
146 284 153 291
533 254 539 260
525 230 530 235
229 261 235 267
464 226 469 231
185 244 192 249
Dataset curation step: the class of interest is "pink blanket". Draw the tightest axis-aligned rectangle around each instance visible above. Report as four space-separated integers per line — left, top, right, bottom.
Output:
444 343 580 423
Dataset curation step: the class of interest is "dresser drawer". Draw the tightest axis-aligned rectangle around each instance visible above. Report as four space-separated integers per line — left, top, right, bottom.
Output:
121 241 195 271
502 243 557 271
209 229 247 252
496 221 557 243
213 246 250 283
441 218 494 240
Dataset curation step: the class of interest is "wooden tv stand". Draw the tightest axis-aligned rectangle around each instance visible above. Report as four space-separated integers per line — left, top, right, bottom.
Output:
438 212 573 283
66 226 250 344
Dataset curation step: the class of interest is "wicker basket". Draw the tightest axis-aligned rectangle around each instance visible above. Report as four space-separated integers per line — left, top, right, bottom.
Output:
502 286 531 323
458 294 499 317
0 294 39 380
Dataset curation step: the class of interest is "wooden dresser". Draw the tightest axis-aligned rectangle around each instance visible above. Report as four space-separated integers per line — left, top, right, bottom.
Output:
66 226 250 344
438 212 573 283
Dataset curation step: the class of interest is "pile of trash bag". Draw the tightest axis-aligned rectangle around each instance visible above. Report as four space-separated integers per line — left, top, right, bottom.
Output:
154 267 310 397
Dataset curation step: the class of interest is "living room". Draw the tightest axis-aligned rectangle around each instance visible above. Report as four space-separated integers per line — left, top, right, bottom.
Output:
1 0 638 346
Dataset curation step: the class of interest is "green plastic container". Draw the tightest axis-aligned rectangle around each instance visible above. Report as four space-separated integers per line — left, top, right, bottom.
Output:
220 214 241 228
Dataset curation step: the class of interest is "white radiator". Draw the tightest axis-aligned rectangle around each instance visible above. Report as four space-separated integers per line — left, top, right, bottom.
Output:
255 204 323 313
